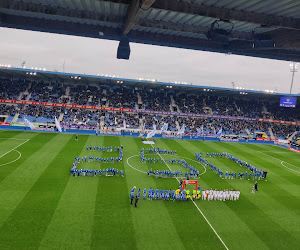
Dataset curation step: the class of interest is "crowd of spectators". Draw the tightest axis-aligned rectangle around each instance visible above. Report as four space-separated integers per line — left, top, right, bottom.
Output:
0 78 27 100
140 90 171 112
0 78 299 139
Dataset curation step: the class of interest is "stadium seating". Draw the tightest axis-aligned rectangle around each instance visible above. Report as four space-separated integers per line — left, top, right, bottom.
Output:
0 77 299 139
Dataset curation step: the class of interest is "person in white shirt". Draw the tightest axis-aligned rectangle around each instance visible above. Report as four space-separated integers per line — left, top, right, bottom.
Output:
202 190 206 200
213 189 218 201
236 190 240 200
224 189 229 201
218 190 223 201
208 188 214 201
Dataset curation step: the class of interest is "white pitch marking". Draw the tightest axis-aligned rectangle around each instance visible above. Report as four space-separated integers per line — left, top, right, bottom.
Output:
126 155 147 174
0 138 29 141
126 154 207 176
180 156 207 176
147 139 229 250
0 150 21 167
280 161 300 174
0 139 29 159
258 150 300 172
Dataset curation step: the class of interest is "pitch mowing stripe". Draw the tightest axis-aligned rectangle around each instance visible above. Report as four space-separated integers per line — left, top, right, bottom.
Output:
0 135 29 157
120 136 187 250
149 139 231 250
178 140 300 249
0 132 43 183
244 144 300 173
0 133 71 231
217 142 300 196
90 136 138 250
0 138 29 158
207 142 299 191
280 161 300 174
207 142 300 244
39 135 100 249
165 140 271 249
208 142 300 203
0 134 85 249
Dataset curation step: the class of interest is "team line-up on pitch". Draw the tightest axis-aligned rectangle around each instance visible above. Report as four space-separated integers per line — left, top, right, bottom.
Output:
129 186 240 204
195 152 268 180
70 145 124 177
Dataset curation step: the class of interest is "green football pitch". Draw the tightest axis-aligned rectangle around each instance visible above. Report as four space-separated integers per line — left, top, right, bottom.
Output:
0 130 299 249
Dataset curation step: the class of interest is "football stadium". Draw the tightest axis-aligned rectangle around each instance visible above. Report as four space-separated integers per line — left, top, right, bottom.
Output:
0 0 300 249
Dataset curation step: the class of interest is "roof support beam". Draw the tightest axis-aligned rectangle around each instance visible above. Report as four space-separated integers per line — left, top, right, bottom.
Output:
151 0 300 30
0 9 299 61
0 0 125 24
123 0 155 35
138 19 253 41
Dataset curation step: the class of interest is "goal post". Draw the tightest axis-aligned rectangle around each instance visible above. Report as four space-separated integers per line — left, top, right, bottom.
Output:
182 180 198 191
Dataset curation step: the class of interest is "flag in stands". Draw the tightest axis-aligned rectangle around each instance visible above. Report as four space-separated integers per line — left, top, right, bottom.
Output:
177 124 185 135
147 128 156 138
216 127 223 137
96 122 99 135
55 117 62 133
161 123 168 132
196 126 203 137
24 117 35 130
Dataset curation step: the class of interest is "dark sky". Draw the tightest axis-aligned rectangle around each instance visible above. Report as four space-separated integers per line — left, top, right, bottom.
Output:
0 27 298 94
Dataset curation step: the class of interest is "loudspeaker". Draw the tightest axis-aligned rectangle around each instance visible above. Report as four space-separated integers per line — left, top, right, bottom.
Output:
117 37 131 60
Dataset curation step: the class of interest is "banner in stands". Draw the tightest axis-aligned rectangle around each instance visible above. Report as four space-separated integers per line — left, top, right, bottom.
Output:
256 138 279 142
220 138 240 142
0 122 10 126
1 99 300 126
275 139 290 146
288 147 300 153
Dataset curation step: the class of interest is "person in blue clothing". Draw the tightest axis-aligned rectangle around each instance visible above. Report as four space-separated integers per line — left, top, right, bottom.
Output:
143 188 147 200
130 186 136 205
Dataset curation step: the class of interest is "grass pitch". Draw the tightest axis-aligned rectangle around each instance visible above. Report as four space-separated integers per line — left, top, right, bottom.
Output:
0 130 299 249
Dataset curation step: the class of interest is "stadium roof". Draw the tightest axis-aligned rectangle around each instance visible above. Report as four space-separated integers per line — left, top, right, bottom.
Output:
0 0 299 61
1 66 299 98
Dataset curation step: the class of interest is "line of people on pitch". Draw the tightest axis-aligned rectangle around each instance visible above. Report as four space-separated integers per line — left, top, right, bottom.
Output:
73 147 123 166
147 168 200 178
130 186 202 202
204 152 264 176
75 155 122 164
70 167 125 177
141 148 177 155
86 145 122 152
202 189 240 201
195 153 265 180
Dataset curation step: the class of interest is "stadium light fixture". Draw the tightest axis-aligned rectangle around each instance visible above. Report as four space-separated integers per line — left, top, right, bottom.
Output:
289 62 298 94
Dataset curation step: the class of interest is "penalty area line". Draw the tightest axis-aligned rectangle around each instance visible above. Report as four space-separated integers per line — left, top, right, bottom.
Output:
147 139 229 250
281 161 300 174
0 139 30 159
